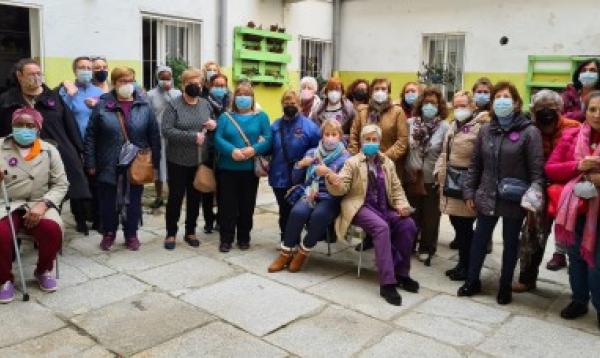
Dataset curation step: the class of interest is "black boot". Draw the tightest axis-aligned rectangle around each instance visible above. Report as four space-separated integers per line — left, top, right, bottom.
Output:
448 266 468 281
457 280 481 297
449 237 459 250
560 301 588 320
396 276 420 293
496 285 512 305
380 284 402 306
445 264 463 277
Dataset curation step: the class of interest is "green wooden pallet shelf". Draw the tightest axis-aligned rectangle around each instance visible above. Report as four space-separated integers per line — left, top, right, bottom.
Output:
233 26 292 85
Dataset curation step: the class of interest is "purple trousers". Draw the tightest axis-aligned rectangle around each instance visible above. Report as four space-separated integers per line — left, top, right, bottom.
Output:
352 206 417 285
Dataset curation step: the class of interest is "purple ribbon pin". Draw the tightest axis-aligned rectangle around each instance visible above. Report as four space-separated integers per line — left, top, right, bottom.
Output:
8 157 18 167
462 126 470 134
508 131 520 142
46 98 56 108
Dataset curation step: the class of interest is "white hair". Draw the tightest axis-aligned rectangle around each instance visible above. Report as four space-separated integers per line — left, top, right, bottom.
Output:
531 89 564 112
300 76 318 91
361 124 382 141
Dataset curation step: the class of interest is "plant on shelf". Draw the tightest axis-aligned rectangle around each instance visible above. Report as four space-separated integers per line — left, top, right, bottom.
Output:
166 57 189 88
417 62 456 87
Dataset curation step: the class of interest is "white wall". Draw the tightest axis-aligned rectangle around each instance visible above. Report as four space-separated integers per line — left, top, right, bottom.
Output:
339 0 600 73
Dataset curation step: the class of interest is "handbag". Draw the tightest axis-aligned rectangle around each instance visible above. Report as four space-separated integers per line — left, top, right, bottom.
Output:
116 111 154 185
284 184 305 206
224 112 270 177
442 133 467 199
194 164 216 193
547 183 588 218
497 177 529 203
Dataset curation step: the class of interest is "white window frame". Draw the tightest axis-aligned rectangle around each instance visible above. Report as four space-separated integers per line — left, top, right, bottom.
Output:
421 33 466 101
299 36 333 81
0 1 43 66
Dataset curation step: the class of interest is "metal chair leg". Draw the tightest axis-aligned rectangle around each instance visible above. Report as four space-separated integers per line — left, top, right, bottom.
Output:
2 182 29 301
326 230 331 257
357 240 364 278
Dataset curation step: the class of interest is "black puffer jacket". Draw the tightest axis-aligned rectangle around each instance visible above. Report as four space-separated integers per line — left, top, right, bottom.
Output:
463 113 544 218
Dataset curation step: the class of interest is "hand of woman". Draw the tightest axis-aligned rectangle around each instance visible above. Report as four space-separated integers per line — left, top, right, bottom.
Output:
578 156 600 172
327 173 342 186
85 97 98 108
23 202 47 229
196 132 206 145
397 206 413 217
241 146 255 158
64 81 78 96
315 164 330 177
466 199 476 211
297 157 313 169
232 149 246 161
87 168 96 176
204 119 217 131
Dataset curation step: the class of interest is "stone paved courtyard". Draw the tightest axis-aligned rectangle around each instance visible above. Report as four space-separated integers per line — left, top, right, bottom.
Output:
1 181 599 357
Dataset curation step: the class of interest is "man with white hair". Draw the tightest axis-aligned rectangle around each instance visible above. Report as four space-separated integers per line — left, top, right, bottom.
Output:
513 89 580 293
147 65 182 209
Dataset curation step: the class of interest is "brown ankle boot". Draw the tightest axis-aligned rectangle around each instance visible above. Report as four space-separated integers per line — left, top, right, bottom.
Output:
268 250 293 273
288 248 310 272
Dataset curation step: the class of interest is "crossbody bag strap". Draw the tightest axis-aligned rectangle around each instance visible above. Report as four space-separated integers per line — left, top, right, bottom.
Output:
224 112 251 147
115 111 130 143
279 123 294 179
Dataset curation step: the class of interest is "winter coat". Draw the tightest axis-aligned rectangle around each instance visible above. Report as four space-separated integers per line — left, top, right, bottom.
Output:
405 117 450 184
544 127 581 184
0 137 69 231
310 98 356 135
463 113 545 218
0 85 90 200
84 90 161 186
269 114 320 189
540 116 580 159
326 152 410 239
436 112 490 217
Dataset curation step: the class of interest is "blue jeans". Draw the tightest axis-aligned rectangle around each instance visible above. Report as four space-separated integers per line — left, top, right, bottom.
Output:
283 198 340 249
98 182 143 238
568 217 600 311
467 214 524 287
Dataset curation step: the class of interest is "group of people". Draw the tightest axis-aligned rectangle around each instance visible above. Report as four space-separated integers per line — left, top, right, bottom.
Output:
0 55 598 331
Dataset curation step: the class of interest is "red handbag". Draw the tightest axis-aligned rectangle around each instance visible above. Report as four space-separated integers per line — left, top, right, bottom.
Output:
546 183 588 218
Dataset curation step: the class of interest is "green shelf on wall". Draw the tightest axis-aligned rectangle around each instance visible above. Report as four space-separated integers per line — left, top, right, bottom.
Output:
233 26 292 85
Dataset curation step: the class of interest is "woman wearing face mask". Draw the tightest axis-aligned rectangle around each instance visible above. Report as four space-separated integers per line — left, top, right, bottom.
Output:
201 61 222 98
84 66 161 252
399 82 421 118
0 108 69 303
472 77 493 116
436 91 489 281
299 76 322 118
347 79 370 109
544 91 600 329
326 124 419 306
405 87 450 265
269 90 320 241
91 56 110 94
311 78 355 139
161 68 215 250
561 59 600 122
214 82 272 253
147 65 182 210
0 58 91 236
459 82 544 305
269 119 348 272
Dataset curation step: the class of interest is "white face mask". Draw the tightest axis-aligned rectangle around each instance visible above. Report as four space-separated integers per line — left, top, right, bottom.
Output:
454 108 472 122
117 84 134 99
327 90 341 104
372 90 388 103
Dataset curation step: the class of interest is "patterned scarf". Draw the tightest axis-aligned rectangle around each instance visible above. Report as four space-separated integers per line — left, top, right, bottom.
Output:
555 122 599 267
367 99 391 123
304 141 344 205
412 116 441 152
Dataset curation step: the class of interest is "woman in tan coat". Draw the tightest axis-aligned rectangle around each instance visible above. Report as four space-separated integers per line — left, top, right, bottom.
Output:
0 108 69 303
326 124 418 306
436 91 489 281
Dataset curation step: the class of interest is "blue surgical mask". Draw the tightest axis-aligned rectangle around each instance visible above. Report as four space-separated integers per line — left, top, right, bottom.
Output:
422 103 438 119
211 87 227 99
474 93 490 107
405 92 418 105
235 95 253 111
493 97 514 118
13 127 37 146
362 142 380 156
76 70 93 84
579 71 598 88
158 80 172 89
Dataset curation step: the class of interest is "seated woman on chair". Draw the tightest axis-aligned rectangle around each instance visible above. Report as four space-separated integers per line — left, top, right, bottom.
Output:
269 119 349 273
0 108 69 303
325 124 419 306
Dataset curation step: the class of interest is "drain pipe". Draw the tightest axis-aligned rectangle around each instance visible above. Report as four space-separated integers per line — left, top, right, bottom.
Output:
332 0 341 76
217 0 228 66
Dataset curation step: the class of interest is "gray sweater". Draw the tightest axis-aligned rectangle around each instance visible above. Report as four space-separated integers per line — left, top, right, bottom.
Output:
162 95 213 167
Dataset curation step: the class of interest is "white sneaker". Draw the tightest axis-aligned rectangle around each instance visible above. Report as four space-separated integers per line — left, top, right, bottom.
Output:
417 253 429 262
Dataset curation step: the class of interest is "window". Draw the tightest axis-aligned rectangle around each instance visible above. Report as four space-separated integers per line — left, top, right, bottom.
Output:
300 37 332 82
421 34 465 101
142 15 201 90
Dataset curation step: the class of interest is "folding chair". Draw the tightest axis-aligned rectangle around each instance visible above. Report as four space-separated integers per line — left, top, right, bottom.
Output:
345 225 367 278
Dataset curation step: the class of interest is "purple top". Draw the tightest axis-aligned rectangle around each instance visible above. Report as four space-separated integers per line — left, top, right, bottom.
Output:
364 157 401 224
119 100 134 120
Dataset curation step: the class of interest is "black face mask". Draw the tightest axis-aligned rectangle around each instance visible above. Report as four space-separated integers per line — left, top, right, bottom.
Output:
535 107 559 127
283 105 298 119
184 84 201 97
353 90 368 102
93 70 108 83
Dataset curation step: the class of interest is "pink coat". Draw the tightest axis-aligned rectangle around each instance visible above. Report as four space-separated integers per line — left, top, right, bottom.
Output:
545 127 580 184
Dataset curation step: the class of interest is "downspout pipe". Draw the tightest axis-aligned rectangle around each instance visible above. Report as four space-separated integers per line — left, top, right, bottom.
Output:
332 0 341 76
217 0 228 66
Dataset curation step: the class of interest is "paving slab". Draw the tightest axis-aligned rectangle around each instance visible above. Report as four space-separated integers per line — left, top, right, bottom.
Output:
0 328 97 357
358 331 463 358
96 242 196 273
226 247 349 289
133 255 236 294
0 301 65 347
133 321 287 358
477 316 600 358
181 273 324 336
72 292 213 356
265 305 390 358
415 294 510 324
38 274 148 317
307 271 434 321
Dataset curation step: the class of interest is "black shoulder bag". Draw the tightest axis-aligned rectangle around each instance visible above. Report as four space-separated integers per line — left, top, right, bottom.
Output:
443 130 469 199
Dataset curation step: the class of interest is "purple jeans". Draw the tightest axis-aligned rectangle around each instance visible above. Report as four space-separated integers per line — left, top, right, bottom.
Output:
352 206 417 285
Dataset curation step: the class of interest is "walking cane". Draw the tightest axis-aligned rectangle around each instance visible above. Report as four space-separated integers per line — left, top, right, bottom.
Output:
1 177 29 301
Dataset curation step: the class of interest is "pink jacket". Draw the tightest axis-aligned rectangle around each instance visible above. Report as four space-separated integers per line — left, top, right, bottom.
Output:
545 127 580 184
